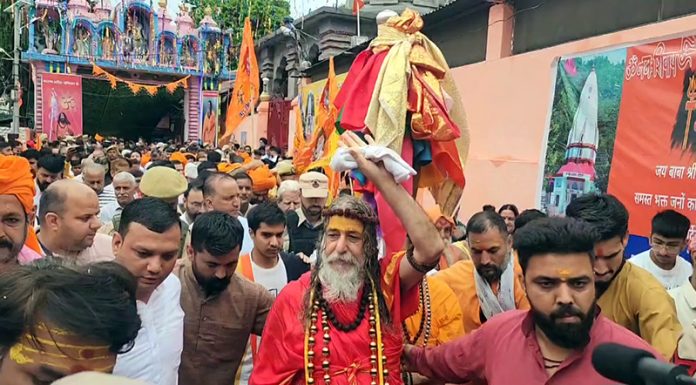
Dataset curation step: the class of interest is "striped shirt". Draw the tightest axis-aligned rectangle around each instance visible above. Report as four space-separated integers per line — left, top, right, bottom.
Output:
98 184 118 210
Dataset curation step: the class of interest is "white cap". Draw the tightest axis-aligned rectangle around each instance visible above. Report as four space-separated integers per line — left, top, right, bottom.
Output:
185 162 198 179
376 10 398 25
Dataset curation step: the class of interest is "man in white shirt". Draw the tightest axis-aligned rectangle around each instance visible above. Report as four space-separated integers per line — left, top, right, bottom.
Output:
630 210 692 290
100 171 137 224
234 202 309 384
82 163 117 210
672 237 696 369
201 172 253 254
112 197 184 385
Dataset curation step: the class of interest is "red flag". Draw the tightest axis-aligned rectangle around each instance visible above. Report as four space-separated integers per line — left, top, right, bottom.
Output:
353 0 364 15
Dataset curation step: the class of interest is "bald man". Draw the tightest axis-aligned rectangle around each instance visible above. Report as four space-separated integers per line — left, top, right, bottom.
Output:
82 163 117 209
37 180 114 264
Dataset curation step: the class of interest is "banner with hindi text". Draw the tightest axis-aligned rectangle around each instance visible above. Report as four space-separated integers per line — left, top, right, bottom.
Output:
541 34 696 253
41 73 83 141
609 35 696 240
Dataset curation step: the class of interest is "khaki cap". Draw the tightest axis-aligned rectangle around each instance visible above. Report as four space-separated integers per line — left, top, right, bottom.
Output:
139 166 188 199
272 160 295 176
299 171 329 198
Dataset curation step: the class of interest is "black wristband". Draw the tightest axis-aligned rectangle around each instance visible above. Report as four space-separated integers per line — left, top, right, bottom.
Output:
406 249 438 274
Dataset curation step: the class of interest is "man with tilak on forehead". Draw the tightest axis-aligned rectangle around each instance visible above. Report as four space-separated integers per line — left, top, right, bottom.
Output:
250 132 445 385
0 261 141 385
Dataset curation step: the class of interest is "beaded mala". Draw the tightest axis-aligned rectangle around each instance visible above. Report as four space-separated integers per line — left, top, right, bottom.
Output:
304 276 388 385
316 281 370 332
401 279 433 385
402 279 432 347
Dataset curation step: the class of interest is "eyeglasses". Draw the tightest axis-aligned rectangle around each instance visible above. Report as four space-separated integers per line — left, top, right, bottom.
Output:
651 242 683 253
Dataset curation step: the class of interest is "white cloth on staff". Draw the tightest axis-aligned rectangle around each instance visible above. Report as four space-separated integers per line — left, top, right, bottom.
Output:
330 145 416 183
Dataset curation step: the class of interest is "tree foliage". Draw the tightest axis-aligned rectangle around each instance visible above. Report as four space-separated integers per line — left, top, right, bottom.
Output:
0 2 13 96
545 54 625 193
187 0 290 67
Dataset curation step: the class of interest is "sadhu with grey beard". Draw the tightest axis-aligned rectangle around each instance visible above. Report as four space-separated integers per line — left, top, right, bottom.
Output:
250 132 445 385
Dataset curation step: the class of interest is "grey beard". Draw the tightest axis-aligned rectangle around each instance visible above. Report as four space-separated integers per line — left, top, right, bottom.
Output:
317 255 365 303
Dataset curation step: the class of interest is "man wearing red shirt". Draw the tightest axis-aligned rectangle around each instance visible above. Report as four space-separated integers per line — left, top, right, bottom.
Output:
405 217 662 384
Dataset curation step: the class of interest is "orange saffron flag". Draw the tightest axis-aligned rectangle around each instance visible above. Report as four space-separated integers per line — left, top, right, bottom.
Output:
307 57 341 201
221 17 259 144
292 101 305 159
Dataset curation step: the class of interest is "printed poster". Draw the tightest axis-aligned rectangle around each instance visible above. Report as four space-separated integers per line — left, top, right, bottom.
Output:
41 73 83 141
201 91 220 146
541 35 696 253
299 73 347 158
609 36 696 238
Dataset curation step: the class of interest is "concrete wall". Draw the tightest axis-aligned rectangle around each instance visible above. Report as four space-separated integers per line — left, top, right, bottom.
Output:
452 12 696 221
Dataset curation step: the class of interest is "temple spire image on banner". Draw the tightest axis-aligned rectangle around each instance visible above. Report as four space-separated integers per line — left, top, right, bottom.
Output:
547 69 599 215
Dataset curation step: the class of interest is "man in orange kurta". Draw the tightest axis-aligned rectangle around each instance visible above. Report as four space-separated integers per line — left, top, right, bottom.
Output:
250 133 446 385
437 211 529 334
404 275 464 346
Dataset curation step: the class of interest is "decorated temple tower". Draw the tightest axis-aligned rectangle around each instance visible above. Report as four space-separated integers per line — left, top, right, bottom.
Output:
23 0 233 141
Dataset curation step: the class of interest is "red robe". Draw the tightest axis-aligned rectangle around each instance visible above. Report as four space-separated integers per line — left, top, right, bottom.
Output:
250 252 418 385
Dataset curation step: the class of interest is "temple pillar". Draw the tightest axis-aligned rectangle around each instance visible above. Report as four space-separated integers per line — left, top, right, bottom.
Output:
33 63 46 134
185 76 201 141
486 2 514 61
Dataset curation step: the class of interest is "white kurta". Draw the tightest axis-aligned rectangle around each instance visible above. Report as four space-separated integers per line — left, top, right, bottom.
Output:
114 274 185 385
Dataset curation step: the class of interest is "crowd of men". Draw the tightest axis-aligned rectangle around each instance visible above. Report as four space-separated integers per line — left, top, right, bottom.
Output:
1 132 696 385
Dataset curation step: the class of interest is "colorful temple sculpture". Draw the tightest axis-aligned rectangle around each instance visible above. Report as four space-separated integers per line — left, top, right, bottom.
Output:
23 0 235 141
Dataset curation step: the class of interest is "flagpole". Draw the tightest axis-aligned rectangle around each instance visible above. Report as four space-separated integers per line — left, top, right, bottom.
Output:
250 90 255 146
356 6 361 37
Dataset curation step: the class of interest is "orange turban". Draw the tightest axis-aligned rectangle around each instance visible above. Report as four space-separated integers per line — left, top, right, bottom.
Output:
141 152 151 167
426 205 454 227
170 151 188 166
218 162 242 174
0 156 40 253
249 165 277 193
0 156 35 214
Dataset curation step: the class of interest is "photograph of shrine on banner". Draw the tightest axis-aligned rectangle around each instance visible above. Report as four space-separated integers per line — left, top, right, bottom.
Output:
41 73 83 141
298 73 347 165
201 91 220 146
541 34 696 254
